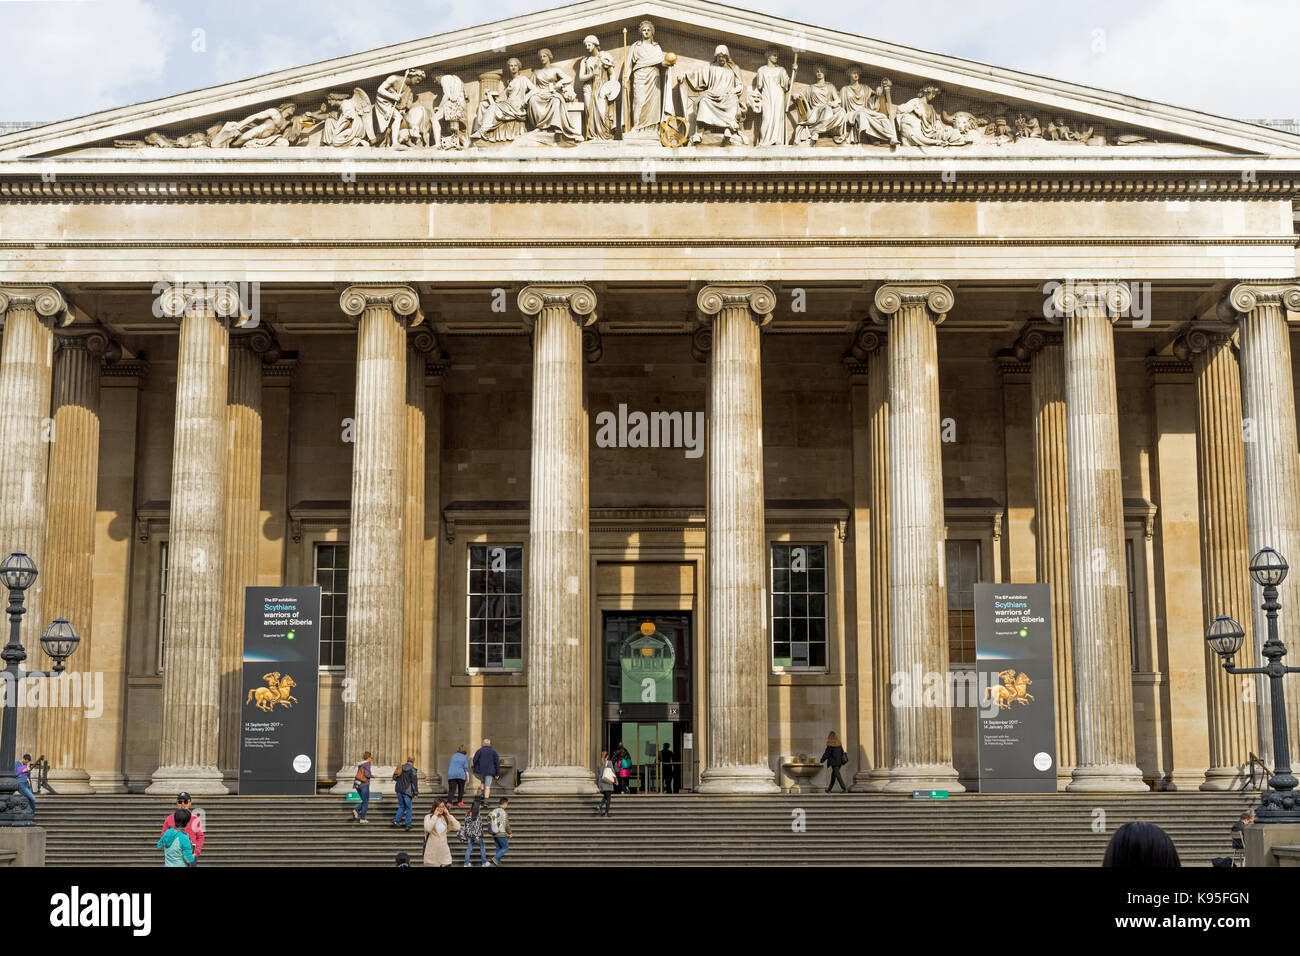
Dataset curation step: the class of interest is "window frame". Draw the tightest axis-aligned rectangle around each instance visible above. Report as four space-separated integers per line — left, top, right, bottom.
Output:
313 541 351 670
767 531 839 676
464 541 526 676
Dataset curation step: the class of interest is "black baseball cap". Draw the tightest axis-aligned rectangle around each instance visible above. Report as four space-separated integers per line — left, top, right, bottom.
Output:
176 792 191 802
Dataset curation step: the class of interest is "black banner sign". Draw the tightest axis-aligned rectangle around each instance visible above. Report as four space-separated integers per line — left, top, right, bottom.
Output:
239 586 321 795
975 583 1057 793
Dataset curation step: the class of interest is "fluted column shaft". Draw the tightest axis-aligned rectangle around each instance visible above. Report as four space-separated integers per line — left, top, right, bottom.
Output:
217 333 271 781
1020 328 1077 784
334 286 419 786
39 332 109 793
1229 282 1300 760
401 336 430 773
150 287 241 794
1050 283 1145 792
512 285 597 794
873 283 962 792
695 284 779 793
864 336 892 788
1184 328 1258 787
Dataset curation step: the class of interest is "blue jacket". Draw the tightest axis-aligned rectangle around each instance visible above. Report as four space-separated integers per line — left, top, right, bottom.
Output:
447 752 469 780
157 828 195 867
472 746 500 776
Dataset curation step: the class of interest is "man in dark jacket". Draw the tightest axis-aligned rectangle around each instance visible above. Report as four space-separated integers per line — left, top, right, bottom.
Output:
472 738 501 799
392 756 419 830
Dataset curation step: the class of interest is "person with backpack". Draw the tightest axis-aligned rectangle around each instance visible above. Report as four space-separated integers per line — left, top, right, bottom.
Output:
160 792 204 864
392 755 419 830
596 750 615 817
489 797 511 866
156 808 196 867
423 800 460 867
460 796 488 867
820 731 849 793
351 751 374 823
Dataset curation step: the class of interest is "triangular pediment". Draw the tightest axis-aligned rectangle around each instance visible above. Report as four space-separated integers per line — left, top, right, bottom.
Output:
3 0 1297 160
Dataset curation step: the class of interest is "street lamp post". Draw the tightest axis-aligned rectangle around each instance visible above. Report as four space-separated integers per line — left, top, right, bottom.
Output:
1205 546 1300 821
0 551 80 827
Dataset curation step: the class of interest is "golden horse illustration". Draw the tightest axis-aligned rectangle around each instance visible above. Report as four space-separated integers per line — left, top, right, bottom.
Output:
984 668 1034 710
245 671 299 712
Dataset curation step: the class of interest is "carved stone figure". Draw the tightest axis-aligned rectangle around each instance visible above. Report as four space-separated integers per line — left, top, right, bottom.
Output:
211 102 298 148
751 50 791 146
526 48 583 143
322 88 374 147
372 69 426 147
791 65 848 146
683 45 745 144
894 85 972 147
432 75 469 148
1014 113 1043 139
577 35 618 141
473 58 531 144
840 67 897 147
626 19 665 132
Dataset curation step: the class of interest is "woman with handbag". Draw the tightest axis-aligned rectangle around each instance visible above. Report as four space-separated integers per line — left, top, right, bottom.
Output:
351 751 374 822
596 750 616 817
820 732 849 793
422 800 460 867
460 796 488 867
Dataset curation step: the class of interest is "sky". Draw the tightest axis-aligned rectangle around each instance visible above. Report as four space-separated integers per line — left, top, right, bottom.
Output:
2 0 1297 124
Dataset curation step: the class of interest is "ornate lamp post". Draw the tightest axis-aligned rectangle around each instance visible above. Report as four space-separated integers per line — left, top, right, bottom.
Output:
1205 546 1300 821
0 551 80 827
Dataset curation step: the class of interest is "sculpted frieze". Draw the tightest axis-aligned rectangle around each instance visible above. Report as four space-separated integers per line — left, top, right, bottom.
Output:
112 17 1162 153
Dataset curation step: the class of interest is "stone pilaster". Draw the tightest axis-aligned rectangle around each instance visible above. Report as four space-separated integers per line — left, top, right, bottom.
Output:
149 284 244 794
1015 326 1076 787
513 285 598 794
217 328 277 785
332 286 421 790
872 282 963 793
1226 281 1300 761
38 328 116 794
695 284 779 793
1048 281 1145 792
402 328 435 782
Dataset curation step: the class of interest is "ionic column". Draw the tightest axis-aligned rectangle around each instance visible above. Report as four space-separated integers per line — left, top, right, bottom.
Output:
514 285 599 794
1049 282 1145 792
1226 281 1300 759
149 285 245 794
217 328 278 784
38 329 116 794
1015 325 1076 786
695 284 779 793
872 283 963 793
332 286 421 788
1176 326 1259 788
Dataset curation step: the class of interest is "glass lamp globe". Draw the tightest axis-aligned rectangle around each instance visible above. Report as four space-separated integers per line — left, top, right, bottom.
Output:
39 618 80 671
0 551 37 592
1205 615 1246 660
1249 548 1288 587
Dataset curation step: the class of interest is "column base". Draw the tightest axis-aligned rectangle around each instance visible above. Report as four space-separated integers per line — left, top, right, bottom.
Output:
883 764 966 794
1066 763 1148 793
698 763 780 794
1200 765 1248 791
514 765 599 795
851 767 891 792
44 769 94 795
88 772 127 794
1163 770 1209 792
145 765 228 795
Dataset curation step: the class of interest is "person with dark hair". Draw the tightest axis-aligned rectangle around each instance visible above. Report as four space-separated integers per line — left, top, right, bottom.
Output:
395 851 411 867
1230 809 1254 865
423 800 460 867
161 792 204 863
596 750 615 817
820 732 849 793
156 808 196 867
489 797 511 866
351 750 373 824
14 754 35 813
1102 821 1182 867
392 755 418 830
461 796 488 867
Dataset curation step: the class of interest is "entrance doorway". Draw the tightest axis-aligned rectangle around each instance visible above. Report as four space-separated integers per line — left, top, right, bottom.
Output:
602 611 692 793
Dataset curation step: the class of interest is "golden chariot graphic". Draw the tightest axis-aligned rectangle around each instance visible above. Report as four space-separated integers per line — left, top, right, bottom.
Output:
245 671 299 712
984 668 1034 710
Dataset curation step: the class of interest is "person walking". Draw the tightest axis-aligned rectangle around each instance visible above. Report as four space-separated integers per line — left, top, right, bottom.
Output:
659 742 677 794
489 797 512 866
423 800 460 867
596 750 615 817
447 745 469 807
461 796 488 867
472 738 501 800
392 755 419 830
820 732 849 793
160 792 205 864
14 754 35 813
617 747 632 793
156 808 196 867
351 751 374 823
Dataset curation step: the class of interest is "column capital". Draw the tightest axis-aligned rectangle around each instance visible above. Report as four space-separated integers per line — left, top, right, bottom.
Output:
54 326 122 363
517 284 598 328
339 284 424 327
847 322 886 361
230 325 282 363
157 281 252 325
695 283 775 326
1171 322 1235 361
1012 323 1063 361
871 282 953 325
0 284 72 328
407 325 442 357
1224 281 1300 317
1045 280 1131 324
689 323 712 363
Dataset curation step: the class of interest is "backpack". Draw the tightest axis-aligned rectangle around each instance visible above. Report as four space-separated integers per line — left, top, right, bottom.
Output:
489 807 504 835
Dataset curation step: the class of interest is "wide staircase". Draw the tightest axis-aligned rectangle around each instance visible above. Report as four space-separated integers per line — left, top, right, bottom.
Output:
35 790 1255 866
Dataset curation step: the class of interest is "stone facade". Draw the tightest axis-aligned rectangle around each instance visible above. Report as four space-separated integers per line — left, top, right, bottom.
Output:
1 0 1298 794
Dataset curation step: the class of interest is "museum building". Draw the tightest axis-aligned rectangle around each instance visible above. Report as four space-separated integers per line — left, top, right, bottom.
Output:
1 0 1298 796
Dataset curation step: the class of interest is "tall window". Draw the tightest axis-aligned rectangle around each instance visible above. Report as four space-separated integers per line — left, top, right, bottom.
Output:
946 539 981 665
156 541 169 674
1126 538 1140 671
468 545 522 669
316 543 349 667
770 544 827 669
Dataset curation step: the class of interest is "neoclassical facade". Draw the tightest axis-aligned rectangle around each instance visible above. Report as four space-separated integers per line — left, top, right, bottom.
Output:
1 0 1298 795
